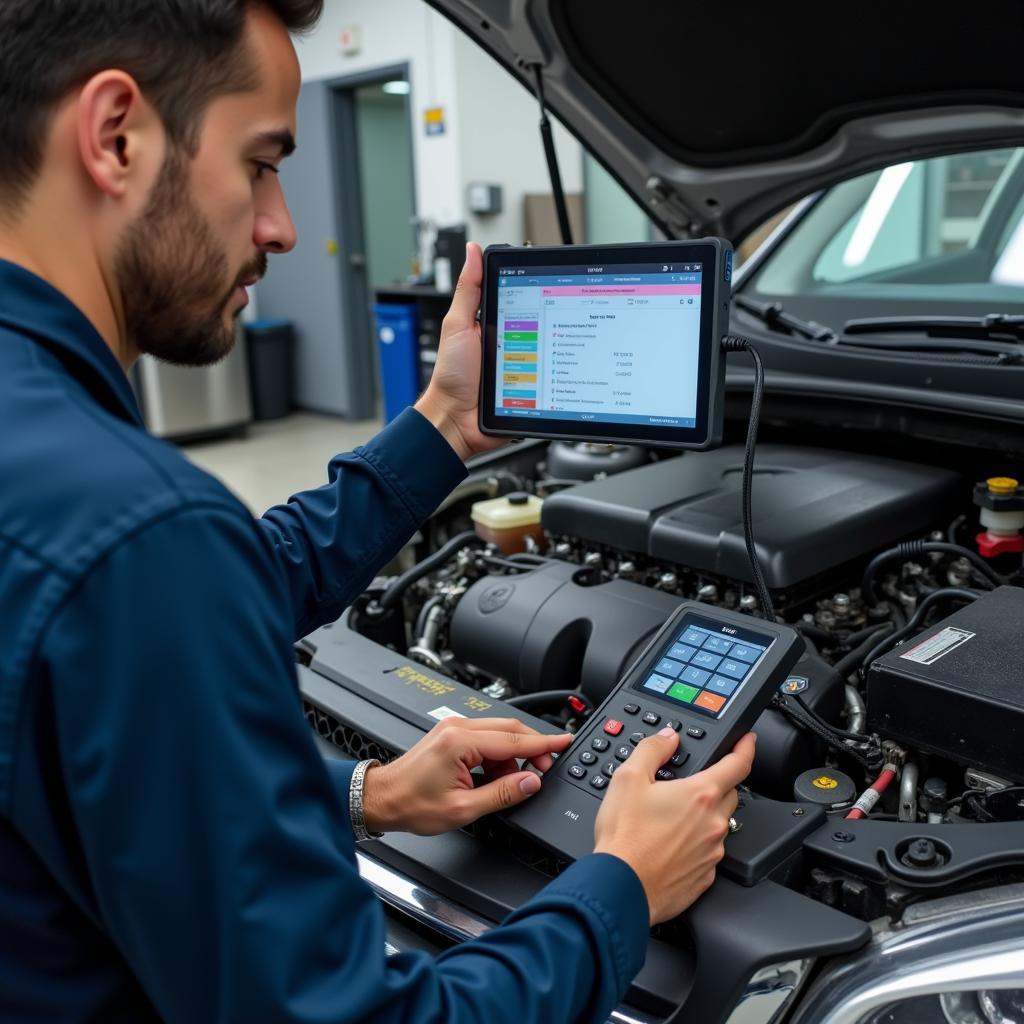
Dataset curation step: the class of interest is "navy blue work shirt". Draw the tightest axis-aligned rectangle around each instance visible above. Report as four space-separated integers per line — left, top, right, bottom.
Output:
0 260 649 1023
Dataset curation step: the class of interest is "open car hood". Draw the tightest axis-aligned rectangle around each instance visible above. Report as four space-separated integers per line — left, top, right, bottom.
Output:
429 0 1024 240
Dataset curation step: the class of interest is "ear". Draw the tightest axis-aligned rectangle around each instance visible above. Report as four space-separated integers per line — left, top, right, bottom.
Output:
75 70 161 200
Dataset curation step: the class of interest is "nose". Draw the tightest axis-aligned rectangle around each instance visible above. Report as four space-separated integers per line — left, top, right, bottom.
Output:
253 177 297 254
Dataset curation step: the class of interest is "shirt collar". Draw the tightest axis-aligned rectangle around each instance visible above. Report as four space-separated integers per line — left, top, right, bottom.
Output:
0 259 144 428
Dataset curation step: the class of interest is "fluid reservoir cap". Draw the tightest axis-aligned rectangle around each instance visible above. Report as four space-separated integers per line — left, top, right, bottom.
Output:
471 492 543 529
987 476 1020 496
794 767 857 808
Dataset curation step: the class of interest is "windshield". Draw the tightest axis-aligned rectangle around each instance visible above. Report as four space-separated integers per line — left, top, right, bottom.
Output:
744 147 1024 330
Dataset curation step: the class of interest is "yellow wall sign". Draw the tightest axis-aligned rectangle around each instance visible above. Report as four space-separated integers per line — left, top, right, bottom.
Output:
424 107 446 136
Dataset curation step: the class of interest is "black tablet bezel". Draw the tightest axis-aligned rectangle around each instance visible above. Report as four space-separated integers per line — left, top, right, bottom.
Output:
479 239 731 450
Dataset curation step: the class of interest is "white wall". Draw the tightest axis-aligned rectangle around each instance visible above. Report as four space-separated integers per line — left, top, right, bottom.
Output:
453 31 583 250
295 0 464 238
294 0 585 253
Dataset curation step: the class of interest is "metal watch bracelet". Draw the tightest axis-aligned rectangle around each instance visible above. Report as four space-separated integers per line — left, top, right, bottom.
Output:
349 758 384 843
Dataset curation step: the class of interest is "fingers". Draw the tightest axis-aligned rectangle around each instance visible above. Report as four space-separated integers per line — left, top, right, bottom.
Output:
458 770 542 821
621 726 680 780
699 733 757 792
433 717 572 773
444 242 482 333
467 728 574 766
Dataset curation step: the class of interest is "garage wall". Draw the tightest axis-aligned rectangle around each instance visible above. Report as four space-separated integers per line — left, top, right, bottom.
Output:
453 30 584 249
294 0 464 243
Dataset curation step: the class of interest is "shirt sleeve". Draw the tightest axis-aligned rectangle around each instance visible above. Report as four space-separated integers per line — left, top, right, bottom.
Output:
27 504 649 1024
257 407 467 639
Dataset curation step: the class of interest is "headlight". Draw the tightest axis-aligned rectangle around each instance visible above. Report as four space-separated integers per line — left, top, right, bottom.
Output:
789 884 1024 1024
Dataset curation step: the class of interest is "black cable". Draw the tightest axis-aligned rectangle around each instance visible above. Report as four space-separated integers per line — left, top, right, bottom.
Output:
373 530 483 613
772 698 876 769
721 336 776 621
531 65 573 245
505 689 594 712
861 540 1003 605
860 587 980 674
792 693 869 741
831 622 895 679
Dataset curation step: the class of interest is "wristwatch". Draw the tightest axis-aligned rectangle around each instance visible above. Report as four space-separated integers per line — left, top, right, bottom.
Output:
349 759 385 843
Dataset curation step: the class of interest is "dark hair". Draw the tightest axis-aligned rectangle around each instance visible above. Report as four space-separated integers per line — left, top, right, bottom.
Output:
0 1 322 211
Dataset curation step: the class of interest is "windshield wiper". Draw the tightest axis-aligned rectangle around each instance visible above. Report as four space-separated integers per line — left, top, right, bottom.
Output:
845 313 1024 342
733 295 836 342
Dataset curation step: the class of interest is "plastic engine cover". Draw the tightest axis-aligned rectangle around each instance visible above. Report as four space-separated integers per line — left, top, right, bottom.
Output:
541 445 961 589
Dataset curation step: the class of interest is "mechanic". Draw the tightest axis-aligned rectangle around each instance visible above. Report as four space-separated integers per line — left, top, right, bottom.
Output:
0 3 754 1021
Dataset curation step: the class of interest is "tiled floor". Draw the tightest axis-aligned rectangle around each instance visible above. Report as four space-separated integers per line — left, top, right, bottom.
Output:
182 412 383 514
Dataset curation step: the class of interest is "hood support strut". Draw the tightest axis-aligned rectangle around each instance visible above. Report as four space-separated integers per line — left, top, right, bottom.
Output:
531 64 573 245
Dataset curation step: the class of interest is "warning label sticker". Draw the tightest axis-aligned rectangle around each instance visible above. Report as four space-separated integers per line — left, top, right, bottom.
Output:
899 625 975 665
428 706 466 721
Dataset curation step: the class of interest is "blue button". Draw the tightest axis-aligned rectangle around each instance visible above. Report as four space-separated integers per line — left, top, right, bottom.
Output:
644 673 673 694
702 635 733 655
706 674 739 697
655 657 686 678
668 642 698 663
717 659 747 680
680 628 706 647
729 643 763 664
691 650 723 671
681 666 711 687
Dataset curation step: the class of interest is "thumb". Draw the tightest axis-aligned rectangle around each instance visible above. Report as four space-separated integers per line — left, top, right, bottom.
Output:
445 242 482 332
628 727 680 779
459 769 542 822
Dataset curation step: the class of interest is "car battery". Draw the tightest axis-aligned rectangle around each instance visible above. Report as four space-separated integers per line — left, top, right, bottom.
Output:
867 586 1024 782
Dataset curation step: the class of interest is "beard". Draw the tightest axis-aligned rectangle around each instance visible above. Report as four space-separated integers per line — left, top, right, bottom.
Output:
115 150 266 368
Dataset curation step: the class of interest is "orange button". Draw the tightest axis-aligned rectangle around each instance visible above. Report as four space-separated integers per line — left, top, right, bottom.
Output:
603 719 624 736
694 691 727 714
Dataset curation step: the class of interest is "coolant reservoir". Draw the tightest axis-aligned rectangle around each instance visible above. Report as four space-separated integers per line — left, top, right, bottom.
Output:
471 492 544 554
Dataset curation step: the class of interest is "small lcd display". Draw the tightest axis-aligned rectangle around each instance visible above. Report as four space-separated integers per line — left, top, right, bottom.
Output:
634 614 775 719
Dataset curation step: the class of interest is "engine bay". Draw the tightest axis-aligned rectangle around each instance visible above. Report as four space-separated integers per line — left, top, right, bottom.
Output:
301 433 1024 936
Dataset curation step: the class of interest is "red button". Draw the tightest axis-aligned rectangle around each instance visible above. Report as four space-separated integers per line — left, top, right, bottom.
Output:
603 719 624 736
567 695 586 714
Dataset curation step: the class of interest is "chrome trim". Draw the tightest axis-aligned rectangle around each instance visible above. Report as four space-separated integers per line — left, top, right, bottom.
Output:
356 851 660 1024
791 887 1024 1024
724 959 814 1024
356 851 492 943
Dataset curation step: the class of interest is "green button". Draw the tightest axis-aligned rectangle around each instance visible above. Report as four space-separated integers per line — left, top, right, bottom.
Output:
667 682 699 703
504 331 538 341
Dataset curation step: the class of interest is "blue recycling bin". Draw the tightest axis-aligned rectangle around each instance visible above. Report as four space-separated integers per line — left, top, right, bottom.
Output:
373 303 419 423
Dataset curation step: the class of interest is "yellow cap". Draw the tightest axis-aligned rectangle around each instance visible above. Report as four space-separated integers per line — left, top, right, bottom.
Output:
987 477 1019 495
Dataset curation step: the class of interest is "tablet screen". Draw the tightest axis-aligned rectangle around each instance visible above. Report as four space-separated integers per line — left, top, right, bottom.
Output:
480 240 730 449
494 261 703 428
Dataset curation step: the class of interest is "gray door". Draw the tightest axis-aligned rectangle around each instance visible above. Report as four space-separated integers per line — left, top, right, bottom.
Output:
254 69 416 420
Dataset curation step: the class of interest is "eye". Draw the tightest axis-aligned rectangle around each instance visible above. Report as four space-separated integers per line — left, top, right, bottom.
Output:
252 161 280 181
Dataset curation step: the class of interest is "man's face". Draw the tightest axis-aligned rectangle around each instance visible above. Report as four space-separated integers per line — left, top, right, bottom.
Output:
116 6 300 366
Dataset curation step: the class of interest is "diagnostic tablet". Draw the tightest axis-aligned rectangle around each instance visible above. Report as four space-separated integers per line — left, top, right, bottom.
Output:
479 239 732 449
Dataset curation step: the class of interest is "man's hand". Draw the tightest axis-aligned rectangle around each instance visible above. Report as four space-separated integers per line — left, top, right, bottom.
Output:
415 242 506 462
594 730 756 925
362 716 573 836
